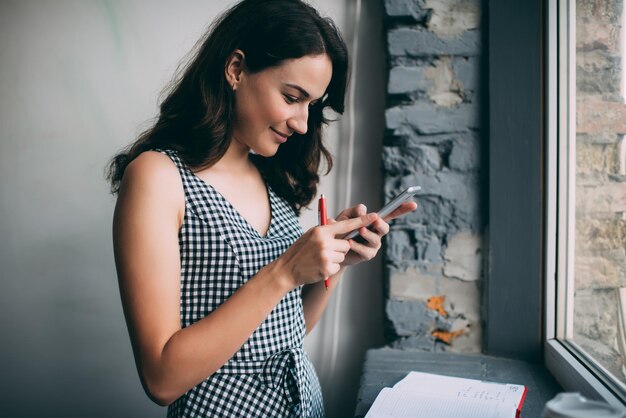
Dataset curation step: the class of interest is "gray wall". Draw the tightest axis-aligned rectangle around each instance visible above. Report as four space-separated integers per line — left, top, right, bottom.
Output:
381 0 484 353
0 2 225 417
0 1 385 417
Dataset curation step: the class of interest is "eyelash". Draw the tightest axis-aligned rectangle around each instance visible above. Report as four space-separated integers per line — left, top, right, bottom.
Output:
284 94 318 107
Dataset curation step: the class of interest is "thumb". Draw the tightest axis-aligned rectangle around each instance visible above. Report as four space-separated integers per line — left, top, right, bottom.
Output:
329 213 377 234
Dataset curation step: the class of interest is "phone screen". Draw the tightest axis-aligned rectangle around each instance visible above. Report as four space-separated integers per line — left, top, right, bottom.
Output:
344 186 420 240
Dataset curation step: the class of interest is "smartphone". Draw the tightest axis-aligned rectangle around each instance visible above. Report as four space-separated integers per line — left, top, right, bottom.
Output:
344 186 421 240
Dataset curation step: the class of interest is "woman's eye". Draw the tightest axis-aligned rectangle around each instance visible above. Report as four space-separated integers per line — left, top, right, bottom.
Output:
284 95 298 104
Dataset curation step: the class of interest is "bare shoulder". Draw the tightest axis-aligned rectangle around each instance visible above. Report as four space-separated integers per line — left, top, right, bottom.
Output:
124 150 180 186
122 150 182 195
117 150 185 227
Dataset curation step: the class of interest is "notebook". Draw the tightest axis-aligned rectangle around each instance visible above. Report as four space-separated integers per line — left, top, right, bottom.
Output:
365 371 528 418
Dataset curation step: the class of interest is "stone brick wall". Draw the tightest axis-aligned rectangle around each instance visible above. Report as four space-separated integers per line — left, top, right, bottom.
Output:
573 0 626 379
382 0 483 353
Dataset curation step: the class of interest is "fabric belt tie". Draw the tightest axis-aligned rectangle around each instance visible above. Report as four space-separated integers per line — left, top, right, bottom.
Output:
259 347 306 413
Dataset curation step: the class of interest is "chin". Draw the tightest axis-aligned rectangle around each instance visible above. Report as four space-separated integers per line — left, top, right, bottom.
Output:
251 146 280 158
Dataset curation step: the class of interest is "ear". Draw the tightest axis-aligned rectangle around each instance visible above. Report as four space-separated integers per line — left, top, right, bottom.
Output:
225 49 245 91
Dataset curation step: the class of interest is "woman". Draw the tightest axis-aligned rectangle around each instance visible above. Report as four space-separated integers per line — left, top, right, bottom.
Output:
107 0 416 416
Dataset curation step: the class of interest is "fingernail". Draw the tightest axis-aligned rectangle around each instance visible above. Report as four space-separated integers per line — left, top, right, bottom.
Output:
367 213 377 221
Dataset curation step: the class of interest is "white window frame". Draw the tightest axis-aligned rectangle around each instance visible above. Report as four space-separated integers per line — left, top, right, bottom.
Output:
544 0 626 408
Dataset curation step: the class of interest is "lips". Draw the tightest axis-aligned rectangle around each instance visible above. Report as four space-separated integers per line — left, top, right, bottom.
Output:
270 127 291 143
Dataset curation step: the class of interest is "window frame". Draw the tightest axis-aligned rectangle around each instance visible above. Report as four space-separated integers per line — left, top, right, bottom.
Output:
543 0 626 407
486 0 544 362
488 0 625 407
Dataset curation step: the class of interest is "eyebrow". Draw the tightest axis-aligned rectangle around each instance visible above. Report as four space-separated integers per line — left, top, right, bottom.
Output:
284 83 312 99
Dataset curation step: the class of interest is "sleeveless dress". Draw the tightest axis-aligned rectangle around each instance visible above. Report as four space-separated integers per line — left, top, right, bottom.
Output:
157 149 324 418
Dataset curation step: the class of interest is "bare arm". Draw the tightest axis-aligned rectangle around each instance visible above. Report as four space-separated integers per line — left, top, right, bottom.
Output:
114 153 293 405
301 267 344 334
113 152 375 405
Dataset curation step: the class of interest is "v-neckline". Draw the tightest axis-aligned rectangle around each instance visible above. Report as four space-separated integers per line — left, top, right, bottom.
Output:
189 170 274 239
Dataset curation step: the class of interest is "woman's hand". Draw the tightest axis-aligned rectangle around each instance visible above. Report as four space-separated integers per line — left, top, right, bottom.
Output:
275 213 378 288
333 201 418 267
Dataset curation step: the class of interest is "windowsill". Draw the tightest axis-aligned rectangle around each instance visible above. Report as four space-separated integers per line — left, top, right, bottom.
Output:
354 348 562 417
545 339 626 410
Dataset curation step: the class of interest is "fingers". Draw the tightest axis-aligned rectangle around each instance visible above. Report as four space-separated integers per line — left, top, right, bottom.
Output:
321 261 342 277
329 213 377 234
382 201 418 222
312 225 352 254
336 203 367 222
327 248 348 263
288 227 352 283
354 204 367 216
319 238 351 276
347 237 378 261
337 200 417 226
356 226 381 247
359 219 389 245
312 224 351 250
334 238 351 254
371 218 390 236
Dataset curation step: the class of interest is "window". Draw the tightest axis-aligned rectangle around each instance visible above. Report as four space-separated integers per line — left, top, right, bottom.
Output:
545 0 626 406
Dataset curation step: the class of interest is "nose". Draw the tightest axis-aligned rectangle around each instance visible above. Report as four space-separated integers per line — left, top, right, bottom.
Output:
287 105 308 135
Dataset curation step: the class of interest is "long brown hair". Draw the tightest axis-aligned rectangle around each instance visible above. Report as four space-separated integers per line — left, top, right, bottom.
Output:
106 0 349 214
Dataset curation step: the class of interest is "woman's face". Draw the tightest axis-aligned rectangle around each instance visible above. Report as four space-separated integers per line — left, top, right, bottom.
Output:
230 53 333 157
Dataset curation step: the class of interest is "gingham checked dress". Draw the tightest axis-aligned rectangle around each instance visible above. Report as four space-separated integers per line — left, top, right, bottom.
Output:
158 149 324 418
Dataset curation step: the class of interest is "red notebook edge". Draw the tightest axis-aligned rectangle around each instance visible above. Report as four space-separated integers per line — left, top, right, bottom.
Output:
515 386 529 418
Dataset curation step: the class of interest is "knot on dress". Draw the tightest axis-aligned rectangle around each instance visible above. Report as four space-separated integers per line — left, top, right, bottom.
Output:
260 347 306 408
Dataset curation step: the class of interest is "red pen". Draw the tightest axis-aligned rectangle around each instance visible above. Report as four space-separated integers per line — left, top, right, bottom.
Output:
318 194 329 290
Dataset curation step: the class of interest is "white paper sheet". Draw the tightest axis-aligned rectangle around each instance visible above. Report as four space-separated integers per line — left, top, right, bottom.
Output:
393 372 525 407
364 372 525 418
365 388 516 418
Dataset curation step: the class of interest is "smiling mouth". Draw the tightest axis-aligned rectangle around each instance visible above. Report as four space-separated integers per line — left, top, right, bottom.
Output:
271 128 291 139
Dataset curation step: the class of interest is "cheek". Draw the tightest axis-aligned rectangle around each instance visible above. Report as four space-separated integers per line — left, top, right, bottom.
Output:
251 88 290 123
259 94 291 124
235 86 291 129
234 91 256 125
268 104 291 123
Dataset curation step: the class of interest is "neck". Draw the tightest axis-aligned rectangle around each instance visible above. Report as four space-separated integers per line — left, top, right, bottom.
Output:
212 136 253 173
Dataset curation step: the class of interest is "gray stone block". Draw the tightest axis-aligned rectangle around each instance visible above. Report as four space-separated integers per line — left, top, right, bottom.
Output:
386 102 479 135
449 135 481 171
452 56 479 90
386 299 434 336
386 228 440 263
388 28 480 57
390 335 435 350
396 132 478 146
424 238 442 261
384 0 429 20
387 172 481 230
388 65 434 94
386 229 417 263
382 144 442 176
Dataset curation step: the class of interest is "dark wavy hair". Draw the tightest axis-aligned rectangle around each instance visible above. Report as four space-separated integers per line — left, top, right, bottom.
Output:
106 0 349 214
